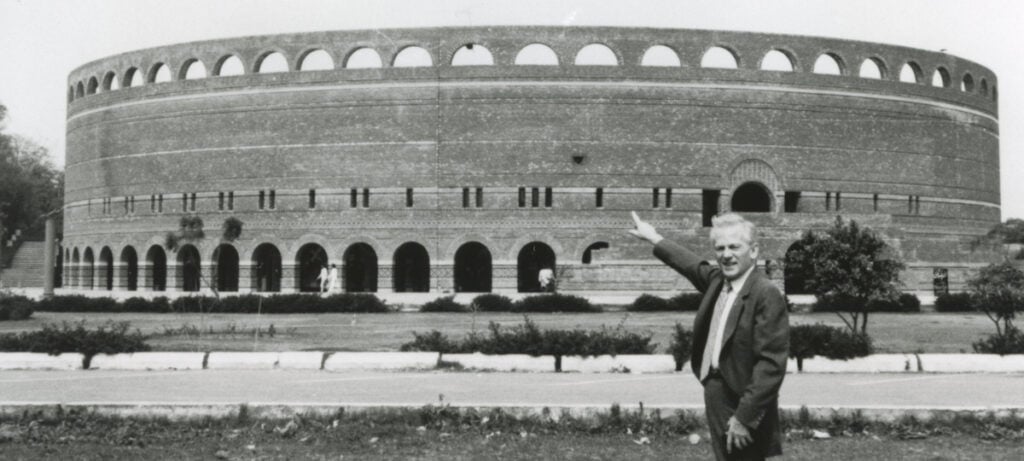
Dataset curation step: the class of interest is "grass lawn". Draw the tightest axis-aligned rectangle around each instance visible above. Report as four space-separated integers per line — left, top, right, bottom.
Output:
0 311 996 353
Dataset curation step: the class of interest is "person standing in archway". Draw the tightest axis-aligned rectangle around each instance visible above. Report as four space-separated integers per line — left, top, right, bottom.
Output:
538 267 555 293
327 264 339 293
317 264 329 293
629 211 789 460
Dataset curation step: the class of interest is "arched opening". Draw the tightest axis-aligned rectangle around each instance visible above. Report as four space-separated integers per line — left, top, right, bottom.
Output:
640 45 681 67
392 46 433 67
299 49 334 70
295 243 328 292
760 50 794 72
451 44 494 66
343 243 378 292
86 77 99 94
517 242 556 293
344 48 383 68
215 55 245 76
701 46 738 69
145 245 166 291
75 82 85 98
454 242 492 293
574 43 618 66
82 248 95 289
148 63 172 83
514 43 559 65
582 242 610 265
731 182 772 212
55 246 63 288
961 73 975 92
124 67 144 87
899 62 922 83
858 57 885 79
176 244 201 292
180 59 207 80
784 242 811 295
255 51 289 73
980 78 989 96
120 246 138 291
812 53 843 75
99 247 114 290
71 248 80 288
252 243 282 292
102 71 119 91
213 245 239 292
932 67 951 87
393 242 430 292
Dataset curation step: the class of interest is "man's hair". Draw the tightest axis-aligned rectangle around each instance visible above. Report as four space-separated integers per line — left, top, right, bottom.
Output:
709 212 758 245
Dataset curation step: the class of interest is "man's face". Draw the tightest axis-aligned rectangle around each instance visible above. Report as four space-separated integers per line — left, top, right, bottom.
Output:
713 226 759 281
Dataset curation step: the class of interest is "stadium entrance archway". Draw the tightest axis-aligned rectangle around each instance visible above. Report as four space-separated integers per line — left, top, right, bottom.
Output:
146 245 166 291
393 242 429 292
295 243 328 292
454 242 492 292
344 243 378 292
731 182 772 212
177 244 201 292
82 248 95 289
120 246 138 291
518 242 556 293
252 243 281 292
213 244 239 292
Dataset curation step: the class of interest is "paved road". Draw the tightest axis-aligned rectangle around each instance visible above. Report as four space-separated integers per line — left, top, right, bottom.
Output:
1 370 1022 410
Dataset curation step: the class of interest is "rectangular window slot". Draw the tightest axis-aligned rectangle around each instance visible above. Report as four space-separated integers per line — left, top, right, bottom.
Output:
665 188 672 209
406 188 414 208
784 191 801 213
219 192 225 211
309 189 316 209
518 187 526 208
702 190 720 227
259 190 266 210
531 187 539 208
228 192 234 211
544 187 552 208
268 190 275 209
462 187 470 208
595 187 604 208
362 188 369 208
350 188 358 208
475 187 483 208
652 188 660 208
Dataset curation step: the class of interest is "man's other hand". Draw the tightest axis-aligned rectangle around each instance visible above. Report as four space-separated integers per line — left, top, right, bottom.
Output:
726 416 753 454
628 211 663 244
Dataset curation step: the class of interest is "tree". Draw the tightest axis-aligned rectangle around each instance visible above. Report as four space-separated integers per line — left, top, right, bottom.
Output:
164 214 243 298
967 262 1024 353
0 105 64 241
972 219 1024 260
784 217 905 334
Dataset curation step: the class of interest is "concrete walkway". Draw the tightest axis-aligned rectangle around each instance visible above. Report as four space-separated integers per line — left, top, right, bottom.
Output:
1 370 1021 421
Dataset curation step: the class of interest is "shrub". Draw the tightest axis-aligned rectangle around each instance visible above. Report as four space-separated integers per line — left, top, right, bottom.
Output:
420 296 468 313
513 294 598 313
400 330 457 354
667 293 703 311
121 296 170 313
322 293 389 313
789 323 873 371
934 292 974 312
34 295 120 312
0 320 150 368
865 293 921 313
626 294 671 312
0 293 34 321
972 327 1024 354
669 323 694 371
470 294 514 312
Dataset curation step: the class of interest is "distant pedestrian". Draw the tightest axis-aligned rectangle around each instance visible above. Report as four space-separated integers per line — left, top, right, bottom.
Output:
328 264 339 292
317 264 329 292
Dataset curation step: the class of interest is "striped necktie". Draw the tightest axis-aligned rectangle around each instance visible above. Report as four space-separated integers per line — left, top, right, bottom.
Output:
700 281 732 381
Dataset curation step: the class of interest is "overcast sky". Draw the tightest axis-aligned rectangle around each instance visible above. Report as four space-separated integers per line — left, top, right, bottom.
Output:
1 0 1019 219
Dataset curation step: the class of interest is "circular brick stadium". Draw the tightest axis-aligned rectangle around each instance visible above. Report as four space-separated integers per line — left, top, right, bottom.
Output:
60 27 1000 296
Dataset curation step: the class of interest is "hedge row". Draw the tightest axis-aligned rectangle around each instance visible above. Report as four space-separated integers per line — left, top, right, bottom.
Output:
33 294 389 314
0 293 34 321
790 323 873 371
934 292 974 312
419 293 598 313
0 321 150 367
812 293 921 313
626 293 703 312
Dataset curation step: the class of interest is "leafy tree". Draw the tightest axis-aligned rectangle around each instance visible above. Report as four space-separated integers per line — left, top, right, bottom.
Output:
967 262 1024 353
978 219 1024 245
0 104 64 240
784 217 905 334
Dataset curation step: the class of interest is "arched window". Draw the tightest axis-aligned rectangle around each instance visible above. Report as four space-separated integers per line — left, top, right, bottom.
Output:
451 44 494 66
180 59 207 80
931 67 951 88
86 77 99 95
701 46 738 69
514 43 559 66
961 73 975 92
858 58 886 79
574 43 618 66
393 242 430 293
299 49 334 70
454 242 492 293
213 244 239 292
124 67 144 87
255 52 288 73
145 245 166 291
177 244 201 292
731 182 772 212
214 55 245 76
120 246 138 291
99 247 114 290
343 243 378 292
102 71 120 91
640 45 681 67
899 62 922 83
517 242 556 293
812 53 843 75
295 243 328 292
252 243 282 292
582 242 609 265
148 63 172 83
393 46 433 67
979 78 989 96
75 82 85 98
759 50 794 72
345 47 383 68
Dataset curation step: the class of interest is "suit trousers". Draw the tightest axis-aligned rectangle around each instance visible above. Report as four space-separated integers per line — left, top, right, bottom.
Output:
703 373 781 460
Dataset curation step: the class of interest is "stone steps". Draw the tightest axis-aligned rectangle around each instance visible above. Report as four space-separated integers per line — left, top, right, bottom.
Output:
0 241 47 288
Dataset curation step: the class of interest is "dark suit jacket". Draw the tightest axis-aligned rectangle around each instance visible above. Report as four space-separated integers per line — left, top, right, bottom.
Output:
654 239 789 430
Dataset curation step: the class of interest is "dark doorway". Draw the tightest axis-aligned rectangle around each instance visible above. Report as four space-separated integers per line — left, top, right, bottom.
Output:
783 241 810 295
454 242 492 292
71 248 80 288
177 244 201 292
55 246 64 288
344 243 378 292
82 248 95 289
252 243 282 292
99 247 114 290
582 242 609 264
121 247 138 291
146 245 166 291
393 242 430 292
517 242 556 293
295 243 328 292
213 245 239 292
731 182 772 212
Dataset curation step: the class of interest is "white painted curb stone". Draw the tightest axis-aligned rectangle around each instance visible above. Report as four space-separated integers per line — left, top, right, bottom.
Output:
794 354 915 373
918 354 1024 373
89 352 206 370
0 353 85 370
278 352 325 370
444 353 553 372
323 352 437 371
562 354 677 373
206 352 279 370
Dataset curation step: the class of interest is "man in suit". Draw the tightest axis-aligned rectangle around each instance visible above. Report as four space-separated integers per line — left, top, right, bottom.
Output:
629 211 789 460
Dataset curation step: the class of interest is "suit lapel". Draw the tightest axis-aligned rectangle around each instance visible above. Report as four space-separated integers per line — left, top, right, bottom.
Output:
694 277 723 339
721 270 759 348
